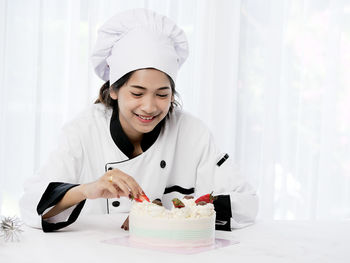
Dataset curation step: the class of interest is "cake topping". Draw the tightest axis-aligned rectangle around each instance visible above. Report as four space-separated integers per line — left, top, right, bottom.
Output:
195 192 217 204
172 198 185 208
152 199 163 206
130 194 216 219
131 193 150 203
183 195 194 199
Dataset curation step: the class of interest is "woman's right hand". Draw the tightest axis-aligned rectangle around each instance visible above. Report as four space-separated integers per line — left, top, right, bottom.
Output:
81 168 143 200
43 168 142 220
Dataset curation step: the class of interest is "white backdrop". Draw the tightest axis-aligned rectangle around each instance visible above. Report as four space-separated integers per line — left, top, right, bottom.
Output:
0 0 349 220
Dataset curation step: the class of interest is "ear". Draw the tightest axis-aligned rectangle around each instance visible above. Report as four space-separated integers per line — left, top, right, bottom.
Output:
171 94 175 103
110 88 118 100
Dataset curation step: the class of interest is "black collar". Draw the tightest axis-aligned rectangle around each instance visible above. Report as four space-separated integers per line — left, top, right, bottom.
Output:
110 104 164 159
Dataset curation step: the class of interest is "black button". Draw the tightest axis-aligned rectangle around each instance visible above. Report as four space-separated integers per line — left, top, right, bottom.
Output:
160 160 166 168
112 201 120 207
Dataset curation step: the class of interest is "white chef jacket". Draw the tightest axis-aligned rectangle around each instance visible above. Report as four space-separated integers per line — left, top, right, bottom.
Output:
19 103 258 230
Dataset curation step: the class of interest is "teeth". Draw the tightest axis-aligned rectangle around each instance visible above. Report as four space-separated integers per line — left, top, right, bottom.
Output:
139 115 153 120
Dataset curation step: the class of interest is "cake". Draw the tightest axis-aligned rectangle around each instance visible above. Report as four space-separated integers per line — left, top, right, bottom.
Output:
129 195 216 248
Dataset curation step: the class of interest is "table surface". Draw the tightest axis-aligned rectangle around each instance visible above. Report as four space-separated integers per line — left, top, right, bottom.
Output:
1 214 349 263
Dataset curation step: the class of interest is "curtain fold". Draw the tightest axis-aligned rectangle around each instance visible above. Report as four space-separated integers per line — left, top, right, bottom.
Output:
0 0 349 220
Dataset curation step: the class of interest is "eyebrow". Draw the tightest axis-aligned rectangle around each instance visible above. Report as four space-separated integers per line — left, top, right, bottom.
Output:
130 85 170 91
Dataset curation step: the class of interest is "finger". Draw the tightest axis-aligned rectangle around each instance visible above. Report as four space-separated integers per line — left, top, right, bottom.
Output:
106 183 119 198
105 173 114 184
113 178 130 197
109 170 142 197
114 186 121 199
108 170 130 195
124 178 142 199
121 175 143 196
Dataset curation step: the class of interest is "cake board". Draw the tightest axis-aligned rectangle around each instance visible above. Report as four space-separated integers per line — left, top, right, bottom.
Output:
102 235 239 255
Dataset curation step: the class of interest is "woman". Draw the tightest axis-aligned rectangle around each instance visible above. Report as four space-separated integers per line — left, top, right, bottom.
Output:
19 8 258 232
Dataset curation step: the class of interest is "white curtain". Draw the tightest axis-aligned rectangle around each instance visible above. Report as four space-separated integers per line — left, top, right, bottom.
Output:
1 0 349 220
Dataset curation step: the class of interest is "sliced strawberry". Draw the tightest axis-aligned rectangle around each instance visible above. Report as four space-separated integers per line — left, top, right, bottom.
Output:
196 201 207 206
172 198 185 208
132 193 150 203
195 192 217 204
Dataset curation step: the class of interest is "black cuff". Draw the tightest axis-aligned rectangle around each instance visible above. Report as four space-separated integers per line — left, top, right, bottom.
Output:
37 182 86 232
213 194 232 231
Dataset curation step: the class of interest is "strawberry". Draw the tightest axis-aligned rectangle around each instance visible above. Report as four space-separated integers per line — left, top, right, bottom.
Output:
195 192 217 204
131 193 150 203
172 198 185 208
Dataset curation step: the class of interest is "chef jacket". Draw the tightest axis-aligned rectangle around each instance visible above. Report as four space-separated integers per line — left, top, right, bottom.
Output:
19 103 258 232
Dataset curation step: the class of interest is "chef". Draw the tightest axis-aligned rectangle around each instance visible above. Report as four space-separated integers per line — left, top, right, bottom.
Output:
19 8 258 232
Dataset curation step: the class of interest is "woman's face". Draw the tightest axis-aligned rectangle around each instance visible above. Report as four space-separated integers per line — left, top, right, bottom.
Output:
110 68 173 142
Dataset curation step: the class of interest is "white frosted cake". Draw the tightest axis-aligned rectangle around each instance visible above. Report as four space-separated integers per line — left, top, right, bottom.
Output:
129 197 216 247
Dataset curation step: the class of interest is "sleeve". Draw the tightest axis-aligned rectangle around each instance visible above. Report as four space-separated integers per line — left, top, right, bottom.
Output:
195 128 259 231
19 122 85 231
37 182 86 232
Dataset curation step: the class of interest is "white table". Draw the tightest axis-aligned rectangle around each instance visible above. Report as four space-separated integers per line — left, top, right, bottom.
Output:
1 214 349 263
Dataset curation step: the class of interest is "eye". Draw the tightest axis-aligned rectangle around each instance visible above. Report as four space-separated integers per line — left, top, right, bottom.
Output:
157 94 169 98
131 92 142 97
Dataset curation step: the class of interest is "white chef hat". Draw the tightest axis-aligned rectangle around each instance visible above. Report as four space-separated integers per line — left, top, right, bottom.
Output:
91 8 189 86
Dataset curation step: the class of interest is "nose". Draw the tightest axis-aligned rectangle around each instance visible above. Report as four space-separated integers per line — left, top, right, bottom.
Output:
140 95 157 114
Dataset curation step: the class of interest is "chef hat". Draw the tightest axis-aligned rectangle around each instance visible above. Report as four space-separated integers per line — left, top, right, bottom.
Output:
91 8 189 85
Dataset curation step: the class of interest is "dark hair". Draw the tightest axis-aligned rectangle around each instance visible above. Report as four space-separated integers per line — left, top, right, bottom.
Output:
94 69 180 114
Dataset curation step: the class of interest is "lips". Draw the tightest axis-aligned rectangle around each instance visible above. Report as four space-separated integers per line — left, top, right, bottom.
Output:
135 113 157 123
138 115 154 120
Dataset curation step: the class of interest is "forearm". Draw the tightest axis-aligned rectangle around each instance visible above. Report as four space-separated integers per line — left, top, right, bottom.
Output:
42 184 86 219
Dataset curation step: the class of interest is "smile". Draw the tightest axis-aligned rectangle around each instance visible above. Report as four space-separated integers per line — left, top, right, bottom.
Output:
138 115 154 120
135 114 157 123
